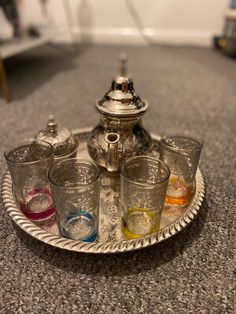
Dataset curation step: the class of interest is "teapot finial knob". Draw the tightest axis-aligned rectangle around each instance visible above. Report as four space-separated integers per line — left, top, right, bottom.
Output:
47 114 57 133
118 52 128 77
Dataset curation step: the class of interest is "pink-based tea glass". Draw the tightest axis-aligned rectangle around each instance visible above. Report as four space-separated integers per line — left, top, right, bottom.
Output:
4 140 55 221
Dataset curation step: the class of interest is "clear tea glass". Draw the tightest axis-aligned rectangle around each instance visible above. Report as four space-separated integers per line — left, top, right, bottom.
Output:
121 156 170 239
159 135 203 206
49 158 100 242
4 140 55 221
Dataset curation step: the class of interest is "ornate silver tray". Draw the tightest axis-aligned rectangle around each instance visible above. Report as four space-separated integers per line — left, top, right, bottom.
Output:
1 128 205 254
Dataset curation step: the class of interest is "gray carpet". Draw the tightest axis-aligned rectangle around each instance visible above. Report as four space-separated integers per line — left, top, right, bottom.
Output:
0 44 235 313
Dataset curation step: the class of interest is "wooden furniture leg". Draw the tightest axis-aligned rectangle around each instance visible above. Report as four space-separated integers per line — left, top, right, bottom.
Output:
0 57 11 102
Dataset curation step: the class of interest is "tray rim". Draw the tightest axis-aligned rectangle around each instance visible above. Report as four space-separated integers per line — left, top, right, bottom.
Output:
1 130 205 254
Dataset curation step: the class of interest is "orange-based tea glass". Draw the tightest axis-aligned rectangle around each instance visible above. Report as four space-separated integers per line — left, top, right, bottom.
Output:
159 135 203 206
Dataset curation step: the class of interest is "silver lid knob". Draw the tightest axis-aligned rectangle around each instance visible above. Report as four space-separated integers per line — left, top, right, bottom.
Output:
96 54 148 117
47 114 57 134
118 52 128 77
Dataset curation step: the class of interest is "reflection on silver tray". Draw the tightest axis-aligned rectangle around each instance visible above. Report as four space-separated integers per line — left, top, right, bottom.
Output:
1 128 205 254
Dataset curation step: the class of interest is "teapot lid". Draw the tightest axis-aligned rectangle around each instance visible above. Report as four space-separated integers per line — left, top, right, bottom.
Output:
96 54 148 117
36 115 77 157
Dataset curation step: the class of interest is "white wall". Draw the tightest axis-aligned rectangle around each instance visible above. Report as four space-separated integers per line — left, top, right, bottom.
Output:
26 0 228 46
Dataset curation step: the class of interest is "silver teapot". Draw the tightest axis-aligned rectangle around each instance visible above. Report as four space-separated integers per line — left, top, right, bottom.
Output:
88 54 152 172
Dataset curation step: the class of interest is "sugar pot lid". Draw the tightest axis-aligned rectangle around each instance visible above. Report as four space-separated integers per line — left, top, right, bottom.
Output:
96 53 148 117
36 115 77 157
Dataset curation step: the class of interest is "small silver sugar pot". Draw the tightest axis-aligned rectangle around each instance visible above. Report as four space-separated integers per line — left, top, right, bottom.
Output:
36 115 79 162
88 54 152 172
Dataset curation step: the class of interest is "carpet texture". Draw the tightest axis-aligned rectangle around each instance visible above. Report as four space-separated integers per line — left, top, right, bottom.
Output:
0 44 235 313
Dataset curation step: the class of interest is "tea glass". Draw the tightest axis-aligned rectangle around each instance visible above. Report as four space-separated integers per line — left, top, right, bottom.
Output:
4 140 55 221
159 135 203 206
121 156 170 239
49 158 100 242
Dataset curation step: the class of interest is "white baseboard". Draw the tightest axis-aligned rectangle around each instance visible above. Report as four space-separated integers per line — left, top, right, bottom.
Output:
54 26 213 47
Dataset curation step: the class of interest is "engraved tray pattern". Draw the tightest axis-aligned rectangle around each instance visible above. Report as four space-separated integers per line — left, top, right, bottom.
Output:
1 128 205 254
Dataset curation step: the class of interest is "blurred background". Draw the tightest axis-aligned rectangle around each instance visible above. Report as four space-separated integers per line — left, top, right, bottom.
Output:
0 0 232 44
0 0 233 46
0 0 235 103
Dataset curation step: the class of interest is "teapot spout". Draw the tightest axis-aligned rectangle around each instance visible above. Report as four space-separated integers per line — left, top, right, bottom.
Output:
105 133 120 172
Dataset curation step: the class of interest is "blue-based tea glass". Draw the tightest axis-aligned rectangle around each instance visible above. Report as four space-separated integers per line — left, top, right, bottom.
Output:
49 158 100 242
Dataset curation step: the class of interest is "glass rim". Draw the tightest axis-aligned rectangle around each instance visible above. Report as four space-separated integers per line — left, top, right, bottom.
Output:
48 158 101 190
121 156 170 187
4 140 54 165
160 135 203 153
